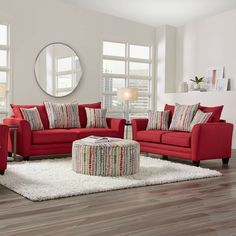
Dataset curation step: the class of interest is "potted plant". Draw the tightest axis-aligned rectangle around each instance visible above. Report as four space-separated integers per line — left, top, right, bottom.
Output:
190 76 204 90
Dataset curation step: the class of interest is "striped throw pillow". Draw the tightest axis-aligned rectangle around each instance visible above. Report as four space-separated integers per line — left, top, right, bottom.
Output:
44 102 80 129
169 103 199 132
20 107 44 131
147 110 170 130
85 108 108 128
190 110 212 131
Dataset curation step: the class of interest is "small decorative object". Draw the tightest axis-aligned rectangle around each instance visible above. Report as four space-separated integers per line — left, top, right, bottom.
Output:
189 83 194 91
190 76 205 91
117 88 138 121
179 81 188 92
216 78 228 91
200 81 208 92
206 66 224 91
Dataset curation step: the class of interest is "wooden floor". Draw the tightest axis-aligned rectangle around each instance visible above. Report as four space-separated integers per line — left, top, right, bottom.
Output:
1 153 236 236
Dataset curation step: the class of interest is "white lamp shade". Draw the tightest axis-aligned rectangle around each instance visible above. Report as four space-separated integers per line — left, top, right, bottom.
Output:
117 88 138 102
0 84 6 98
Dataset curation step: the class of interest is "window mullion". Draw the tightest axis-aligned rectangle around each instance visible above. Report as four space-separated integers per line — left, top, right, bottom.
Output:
0 24 10 119
102 40 152 119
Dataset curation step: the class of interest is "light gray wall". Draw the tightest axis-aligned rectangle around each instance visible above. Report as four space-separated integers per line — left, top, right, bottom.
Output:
0 0 155 104
176 8 236 89
165 25 176 93
156 9 236 148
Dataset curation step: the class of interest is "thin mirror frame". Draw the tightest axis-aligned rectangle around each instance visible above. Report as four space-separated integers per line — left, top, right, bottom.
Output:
34 42 83 98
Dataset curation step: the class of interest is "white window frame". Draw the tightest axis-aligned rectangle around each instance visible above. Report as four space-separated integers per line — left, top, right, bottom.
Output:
101 40 154 119
0 23 10 119
55 56 77 96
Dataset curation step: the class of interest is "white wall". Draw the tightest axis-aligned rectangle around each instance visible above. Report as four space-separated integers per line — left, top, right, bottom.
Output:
156 9 236 148
176 8 236 89
155 25 177 101
165 26 177 93
0 0 155 104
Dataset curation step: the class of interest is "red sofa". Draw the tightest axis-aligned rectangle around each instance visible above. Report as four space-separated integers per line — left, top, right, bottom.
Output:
3 102 125 160
0 124 9 175
132 104 234 166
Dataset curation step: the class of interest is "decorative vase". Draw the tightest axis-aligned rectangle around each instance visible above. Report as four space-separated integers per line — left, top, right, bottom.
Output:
200 82 208 91
193 83 200 91
179 82 189 93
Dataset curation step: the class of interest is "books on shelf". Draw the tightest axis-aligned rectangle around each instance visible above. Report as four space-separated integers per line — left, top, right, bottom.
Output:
80 136 117 144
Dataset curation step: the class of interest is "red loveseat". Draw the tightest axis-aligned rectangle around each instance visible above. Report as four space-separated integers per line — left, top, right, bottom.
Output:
132 104 234 166
0 124 9 175
3 102 125 160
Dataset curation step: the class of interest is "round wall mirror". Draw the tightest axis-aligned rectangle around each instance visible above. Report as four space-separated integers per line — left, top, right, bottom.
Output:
34 43 82 97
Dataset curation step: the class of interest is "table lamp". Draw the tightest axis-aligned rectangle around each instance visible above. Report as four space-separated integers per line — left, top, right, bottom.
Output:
117 87 138 122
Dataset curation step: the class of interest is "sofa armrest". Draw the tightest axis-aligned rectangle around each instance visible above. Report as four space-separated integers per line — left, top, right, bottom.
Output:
191 122 233 161
131 119 148 140
3 117 32 157
0 125 9 171
106 118 126 138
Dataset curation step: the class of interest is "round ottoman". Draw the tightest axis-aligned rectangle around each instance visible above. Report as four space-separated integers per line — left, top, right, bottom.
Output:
72 138 140 176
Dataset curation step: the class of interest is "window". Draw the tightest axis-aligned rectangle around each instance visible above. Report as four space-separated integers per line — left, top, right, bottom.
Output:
55 56 78 96
102 41 153 119
0 24 10 120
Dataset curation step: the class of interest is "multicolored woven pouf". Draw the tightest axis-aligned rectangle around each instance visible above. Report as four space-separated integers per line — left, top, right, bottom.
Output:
72 139 140 176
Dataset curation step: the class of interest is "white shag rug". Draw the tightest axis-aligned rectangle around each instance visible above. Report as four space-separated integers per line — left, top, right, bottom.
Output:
0 156 221 201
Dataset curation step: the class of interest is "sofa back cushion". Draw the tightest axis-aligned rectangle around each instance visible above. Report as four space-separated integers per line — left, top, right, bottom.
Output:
11 104 49 129
44 102 81 129
79 102 102 128
11 102 102 129
199 105 223 122
165 104 224 123
169 103 199 132
164 104 175 124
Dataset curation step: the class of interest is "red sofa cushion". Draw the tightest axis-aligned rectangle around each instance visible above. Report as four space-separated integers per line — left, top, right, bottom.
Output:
164 104 175 125
11 102 102 130
11 104 49 129
32 129 78 144
136 130 170 143
164 104 175 118
79 102 101 128
161 132 192 148
70 128 118 139
165 104 224 123
199 105 223 122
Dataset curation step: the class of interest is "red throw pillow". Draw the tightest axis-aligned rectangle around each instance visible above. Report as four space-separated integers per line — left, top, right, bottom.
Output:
10 104 49 129
78 102 102 128
199 105 224 122
164 104 175 124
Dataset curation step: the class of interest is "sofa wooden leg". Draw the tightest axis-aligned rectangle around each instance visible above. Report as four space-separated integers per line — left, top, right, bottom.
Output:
192 161 200 167
162 155 168 160
8 152 12 157
23 156 29 161
0 170 5 175
222 158 229 165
